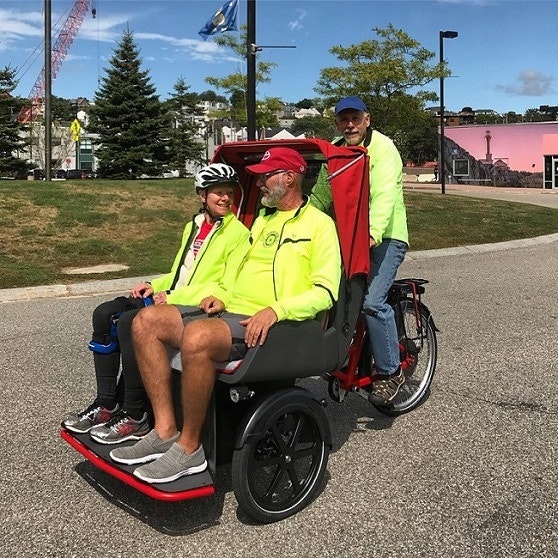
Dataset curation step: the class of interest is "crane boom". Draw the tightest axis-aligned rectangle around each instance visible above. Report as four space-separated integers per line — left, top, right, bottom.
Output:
18 0 92 123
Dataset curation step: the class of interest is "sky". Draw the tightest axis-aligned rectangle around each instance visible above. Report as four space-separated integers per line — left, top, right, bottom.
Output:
1 0 557 116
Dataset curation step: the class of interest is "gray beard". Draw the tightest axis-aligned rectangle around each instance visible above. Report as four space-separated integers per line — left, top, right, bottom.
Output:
261 181 288 207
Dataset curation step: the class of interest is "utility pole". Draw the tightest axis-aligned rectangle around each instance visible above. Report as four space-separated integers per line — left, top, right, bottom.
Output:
439 30 458 195
44 0 52 181
245 0 294 141
246 0 256 140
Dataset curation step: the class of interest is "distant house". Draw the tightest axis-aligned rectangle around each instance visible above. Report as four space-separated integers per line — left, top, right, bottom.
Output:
293 107 321 119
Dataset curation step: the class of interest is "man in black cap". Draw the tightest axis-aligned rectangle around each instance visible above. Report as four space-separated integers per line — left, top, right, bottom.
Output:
311 96 409 405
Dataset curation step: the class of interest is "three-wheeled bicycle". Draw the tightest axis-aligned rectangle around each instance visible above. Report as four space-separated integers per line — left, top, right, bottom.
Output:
61 138 438 523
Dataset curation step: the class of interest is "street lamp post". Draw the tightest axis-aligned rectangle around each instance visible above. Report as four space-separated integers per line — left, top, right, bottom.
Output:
439 30 458 194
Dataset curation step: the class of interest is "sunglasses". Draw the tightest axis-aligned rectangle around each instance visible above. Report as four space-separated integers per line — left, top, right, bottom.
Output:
259 169 289 181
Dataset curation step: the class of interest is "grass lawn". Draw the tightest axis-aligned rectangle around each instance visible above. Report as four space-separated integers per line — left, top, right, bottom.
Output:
1 178 557 289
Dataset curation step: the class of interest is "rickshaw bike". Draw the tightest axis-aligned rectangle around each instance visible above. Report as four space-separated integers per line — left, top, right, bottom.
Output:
61 138 438 523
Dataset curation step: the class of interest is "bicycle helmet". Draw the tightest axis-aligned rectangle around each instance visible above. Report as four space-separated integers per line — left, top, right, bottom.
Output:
194 163 239 190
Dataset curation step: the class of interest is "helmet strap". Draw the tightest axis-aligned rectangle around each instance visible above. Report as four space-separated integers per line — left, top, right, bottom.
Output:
199 190 216 222
201 204 221 223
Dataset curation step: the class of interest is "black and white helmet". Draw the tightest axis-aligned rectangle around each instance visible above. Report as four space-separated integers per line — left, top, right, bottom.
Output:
194 163 238 190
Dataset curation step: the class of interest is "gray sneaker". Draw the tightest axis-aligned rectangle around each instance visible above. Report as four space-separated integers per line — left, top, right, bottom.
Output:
133 444 207 484
109 429 180 465
90 411 150 445
62 401 120 434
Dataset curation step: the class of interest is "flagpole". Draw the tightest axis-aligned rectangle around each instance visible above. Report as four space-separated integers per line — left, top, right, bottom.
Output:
246 0 256 140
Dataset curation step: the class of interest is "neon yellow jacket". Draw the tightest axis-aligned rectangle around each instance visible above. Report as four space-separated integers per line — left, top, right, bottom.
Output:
226 199 342 321
149 212 250 305
310 129 409 246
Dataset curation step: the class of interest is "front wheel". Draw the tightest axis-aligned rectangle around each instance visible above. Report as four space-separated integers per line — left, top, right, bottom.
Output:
372 300 438 416
231 388 330 523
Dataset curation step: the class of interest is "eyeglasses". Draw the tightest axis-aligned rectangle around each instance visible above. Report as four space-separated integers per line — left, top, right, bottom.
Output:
259 169 288 181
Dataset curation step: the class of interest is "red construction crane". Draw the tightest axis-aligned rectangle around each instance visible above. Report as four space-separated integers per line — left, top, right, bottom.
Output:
18 0 92 123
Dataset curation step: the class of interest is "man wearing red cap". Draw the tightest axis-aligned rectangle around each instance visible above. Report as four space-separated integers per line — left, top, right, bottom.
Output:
110 147 341 483
311 96 409 406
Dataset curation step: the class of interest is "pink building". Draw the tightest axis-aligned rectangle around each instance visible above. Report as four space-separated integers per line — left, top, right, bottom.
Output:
443 122 558 188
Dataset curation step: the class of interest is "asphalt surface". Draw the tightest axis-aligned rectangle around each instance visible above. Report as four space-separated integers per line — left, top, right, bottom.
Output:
1 187 557 557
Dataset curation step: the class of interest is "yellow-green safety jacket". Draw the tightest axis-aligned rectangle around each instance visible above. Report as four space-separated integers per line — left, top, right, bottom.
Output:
149 211 250 305
310 128 409 246
225 198 342 321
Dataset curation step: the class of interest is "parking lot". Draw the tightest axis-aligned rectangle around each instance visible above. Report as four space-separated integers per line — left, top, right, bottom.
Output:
1 235 557 558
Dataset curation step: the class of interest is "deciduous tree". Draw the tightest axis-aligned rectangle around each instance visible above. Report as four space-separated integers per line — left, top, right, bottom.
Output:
204 25 277 131
315 25 445 163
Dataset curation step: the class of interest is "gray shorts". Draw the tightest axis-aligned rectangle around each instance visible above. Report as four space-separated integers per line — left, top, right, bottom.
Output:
175 305 250 360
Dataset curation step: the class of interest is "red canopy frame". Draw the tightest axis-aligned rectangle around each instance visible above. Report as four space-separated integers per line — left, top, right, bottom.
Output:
212 139 370 279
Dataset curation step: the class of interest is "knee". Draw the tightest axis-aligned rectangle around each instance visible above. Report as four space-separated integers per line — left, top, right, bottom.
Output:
131 306 156 339
92 300 115 333
363 294 383 314
181 323 208 357
182 320 231 363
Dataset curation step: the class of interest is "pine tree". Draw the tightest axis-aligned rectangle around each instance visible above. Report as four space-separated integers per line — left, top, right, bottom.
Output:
0 66 28 178
165 77 205 176
89 30 170 178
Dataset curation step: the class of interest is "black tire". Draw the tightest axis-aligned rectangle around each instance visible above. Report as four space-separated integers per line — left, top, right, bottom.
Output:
231 388 330 523
372 300 438 416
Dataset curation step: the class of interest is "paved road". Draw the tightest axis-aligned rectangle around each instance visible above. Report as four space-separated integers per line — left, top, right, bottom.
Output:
405 182 558 209
1 186 557 557
1 238 557 558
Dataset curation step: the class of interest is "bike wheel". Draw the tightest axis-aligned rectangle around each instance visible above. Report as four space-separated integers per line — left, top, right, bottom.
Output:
373 299 438 416
231 388 330 523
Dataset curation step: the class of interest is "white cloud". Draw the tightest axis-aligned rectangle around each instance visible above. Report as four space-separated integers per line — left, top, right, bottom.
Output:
496 70 554 97
133 31 235 64
0 8 43 51
0 5 237 66
80 14 135 43
288 9 306 32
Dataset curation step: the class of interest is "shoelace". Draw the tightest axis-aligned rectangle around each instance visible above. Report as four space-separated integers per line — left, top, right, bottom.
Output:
104 411 130 430
78 401 102 418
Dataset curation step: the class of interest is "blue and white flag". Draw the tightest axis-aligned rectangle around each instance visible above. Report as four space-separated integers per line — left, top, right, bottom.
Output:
198 0 239 41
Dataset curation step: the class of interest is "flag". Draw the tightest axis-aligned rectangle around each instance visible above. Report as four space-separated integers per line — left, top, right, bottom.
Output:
198 0 239 40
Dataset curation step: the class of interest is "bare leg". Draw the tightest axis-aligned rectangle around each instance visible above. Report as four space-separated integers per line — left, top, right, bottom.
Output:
132 305 184 440
178 318 232 454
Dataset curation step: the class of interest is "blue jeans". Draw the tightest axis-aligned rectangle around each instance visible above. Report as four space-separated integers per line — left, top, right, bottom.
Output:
363 238 408 375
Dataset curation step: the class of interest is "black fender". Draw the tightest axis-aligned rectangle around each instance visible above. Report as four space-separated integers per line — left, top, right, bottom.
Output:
416 299 440 333
234 387 332 451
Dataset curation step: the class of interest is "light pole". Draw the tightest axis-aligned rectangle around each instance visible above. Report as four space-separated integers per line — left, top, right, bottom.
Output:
439 30 458 194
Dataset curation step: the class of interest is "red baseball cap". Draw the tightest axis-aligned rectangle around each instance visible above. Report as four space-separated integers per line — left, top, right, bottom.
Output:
246 147 307 175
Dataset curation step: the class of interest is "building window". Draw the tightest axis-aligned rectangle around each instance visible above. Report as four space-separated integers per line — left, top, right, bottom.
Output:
79 138 92 154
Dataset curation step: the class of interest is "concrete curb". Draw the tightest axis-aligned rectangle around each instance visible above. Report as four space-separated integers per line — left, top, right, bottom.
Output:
2 233 558 304
0 277 154 304
405 232 558 261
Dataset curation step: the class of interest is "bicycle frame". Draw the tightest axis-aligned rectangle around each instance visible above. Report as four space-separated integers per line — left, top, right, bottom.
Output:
328 278 434 397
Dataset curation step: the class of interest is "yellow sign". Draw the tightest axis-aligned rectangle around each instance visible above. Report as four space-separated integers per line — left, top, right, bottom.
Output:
70 119 81 142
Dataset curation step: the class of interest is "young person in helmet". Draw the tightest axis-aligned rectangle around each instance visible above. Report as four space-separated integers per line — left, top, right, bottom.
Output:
62 163 250 444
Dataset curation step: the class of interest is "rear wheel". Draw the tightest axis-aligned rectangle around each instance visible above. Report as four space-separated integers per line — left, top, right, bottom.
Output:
231 388 330 523
372 300 437 416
